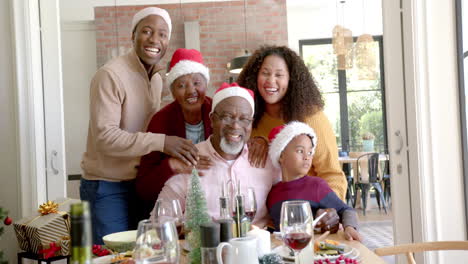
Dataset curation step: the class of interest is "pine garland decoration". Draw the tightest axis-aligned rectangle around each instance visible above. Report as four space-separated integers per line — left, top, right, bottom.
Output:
0 206 8 264
259 253 284 264
185 168 211 264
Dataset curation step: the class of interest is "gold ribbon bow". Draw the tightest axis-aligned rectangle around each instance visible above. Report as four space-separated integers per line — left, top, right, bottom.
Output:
38 201 59 215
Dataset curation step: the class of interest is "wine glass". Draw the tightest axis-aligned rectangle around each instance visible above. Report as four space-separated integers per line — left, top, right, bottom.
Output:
134 218 180 264
244 187 257 221
280 200 314 264
153 199 184 238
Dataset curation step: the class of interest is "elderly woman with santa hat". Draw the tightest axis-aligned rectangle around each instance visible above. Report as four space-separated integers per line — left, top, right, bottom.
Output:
136 48 214 221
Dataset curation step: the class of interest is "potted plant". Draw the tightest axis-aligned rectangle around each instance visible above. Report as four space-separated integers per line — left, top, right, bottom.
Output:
361 132 375 151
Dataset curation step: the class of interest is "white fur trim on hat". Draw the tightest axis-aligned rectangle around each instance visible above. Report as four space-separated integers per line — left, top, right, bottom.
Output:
211 86 255 117
132 7 172 38
166 60 210 87
269 121 318 168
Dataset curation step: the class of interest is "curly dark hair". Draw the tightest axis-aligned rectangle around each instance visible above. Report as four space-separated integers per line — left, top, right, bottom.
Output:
236 45 324 128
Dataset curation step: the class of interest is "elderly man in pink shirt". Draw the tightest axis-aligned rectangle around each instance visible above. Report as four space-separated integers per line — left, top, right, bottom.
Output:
157 83 280 227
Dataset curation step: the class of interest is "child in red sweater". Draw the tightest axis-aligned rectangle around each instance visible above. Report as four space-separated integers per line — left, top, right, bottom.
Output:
267 121 362 241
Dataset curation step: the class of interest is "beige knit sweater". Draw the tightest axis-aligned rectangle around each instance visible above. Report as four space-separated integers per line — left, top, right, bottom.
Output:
81 49 165 182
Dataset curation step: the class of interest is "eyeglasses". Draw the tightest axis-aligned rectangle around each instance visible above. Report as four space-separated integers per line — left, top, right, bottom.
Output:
213 112 253 127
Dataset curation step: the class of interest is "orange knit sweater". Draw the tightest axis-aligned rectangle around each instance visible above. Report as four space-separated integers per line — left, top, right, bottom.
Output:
252 111 347 201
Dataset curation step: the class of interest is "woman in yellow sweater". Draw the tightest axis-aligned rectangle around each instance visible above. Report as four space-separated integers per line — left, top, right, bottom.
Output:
237 45 347 201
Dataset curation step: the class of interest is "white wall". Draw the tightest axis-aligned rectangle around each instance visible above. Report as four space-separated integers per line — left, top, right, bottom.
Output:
0 0 21 262
61 21 97 175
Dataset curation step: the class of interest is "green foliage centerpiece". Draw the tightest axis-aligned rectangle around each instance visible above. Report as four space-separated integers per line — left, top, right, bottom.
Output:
185 168 211 264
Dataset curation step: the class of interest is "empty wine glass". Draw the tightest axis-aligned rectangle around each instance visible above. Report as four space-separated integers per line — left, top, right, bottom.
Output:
134 218 180 264
280 200 314 264
244 187 257 221
153 199 184 238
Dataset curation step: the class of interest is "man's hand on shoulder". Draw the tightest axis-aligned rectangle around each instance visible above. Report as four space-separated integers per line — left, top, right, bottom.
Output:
247 136 269 168
163 136 199 166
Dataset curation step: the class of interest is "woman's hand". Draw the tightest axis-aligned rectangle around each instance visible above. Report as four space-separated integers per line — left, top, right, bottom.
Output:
247 136 269 168
168 155 213 176
344 226 362 241
315 208 340 234
163 136 199 166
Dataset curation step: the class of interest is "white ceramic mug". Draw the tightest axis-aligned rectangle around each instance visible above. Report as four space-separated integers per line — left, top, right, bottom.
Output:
216 236 259 264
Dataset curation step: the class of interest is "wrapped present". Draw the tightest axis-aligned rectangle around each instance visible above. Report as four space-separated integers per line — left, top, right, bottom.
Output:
13 198 80 257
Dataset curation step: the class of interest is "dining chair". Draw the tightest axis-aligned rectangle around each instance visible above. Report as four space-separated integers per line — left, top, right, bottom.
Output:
374 241 468 264
382 153 391 207
355 153 387 215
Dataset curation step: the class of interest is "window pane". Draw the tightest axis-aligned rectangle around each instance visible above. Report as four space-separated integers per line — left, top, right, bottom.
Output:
302 44 338 93
347 91 385 153
346 40 381 92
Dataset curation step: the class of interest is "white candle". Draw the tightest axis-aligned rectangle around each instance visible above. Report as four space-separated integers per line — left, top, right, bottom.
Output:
246 226 271 257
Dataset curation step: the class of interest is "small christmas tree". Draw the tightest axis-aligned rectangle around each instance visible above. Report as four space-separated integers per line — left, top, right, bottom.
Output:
0 205 12 264
185 168 211 264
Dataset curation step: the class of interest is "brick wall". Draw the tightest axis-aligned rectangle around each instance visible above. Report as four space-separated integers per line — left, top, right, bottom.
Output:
94 0 288 100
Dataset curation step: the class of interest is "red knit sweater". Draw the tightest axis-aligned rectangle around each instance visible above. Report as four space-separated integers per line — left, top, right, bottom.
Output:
136 97 212 203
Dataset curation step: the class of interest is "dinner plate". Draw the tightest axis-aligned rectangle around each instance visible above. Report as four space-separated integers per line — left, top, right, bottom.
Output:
272 244 358 261
92 253 132 264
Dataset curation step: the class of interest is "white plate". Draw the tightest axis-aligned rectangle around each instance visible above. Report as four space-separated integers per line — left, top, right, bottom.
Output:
272 245 358 261
92 253 131 264
93 255 114 264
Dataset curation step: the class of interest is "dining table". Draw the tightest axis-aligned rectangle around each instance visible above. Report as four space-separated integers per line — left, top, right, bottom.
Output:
179 230 386 264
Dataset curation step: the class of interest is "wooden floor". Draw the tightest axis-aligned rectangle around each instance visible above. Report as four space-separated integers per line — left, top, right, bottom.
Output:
354 194 395 264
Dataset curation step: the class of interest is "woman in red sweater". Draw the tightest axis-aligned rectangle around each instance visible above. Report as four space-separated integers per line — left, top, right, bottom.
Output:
136 48 213 220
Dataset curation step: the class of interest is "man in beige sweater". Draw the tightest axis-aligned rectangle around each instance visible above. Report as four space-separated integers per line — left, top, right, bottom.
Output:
80 7 199 244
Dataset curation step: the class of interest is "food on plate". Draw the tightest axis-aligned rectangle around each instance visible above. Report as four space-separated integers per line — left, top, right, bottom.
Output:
314 239 345 255
109 251 133 264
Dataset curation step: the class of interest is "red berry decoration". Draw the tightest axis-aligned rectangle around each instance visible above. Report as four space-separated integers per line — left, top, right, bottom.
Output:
3 216 12 225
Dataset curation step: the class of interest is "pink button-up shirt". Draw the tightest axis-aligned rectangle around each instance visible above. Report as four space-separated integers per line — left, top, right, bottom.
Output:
157 138 281 227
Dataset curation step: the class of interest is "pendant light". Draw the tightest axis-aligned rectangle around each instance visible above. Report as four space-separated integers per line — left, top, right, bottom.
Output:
228 0 249 74
332 0 353 70
355 0 377 80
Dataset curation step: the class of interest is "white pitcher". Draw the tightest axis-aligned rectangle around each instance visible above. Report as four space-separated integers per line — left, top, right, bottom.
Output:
216 237 259 264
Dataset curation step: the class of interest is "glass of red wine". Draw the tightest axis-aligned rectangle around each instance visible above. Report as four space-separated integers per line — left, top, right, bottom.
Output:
280 200 314 264
134 218 180 264
245 187 257 221
153 199 185 239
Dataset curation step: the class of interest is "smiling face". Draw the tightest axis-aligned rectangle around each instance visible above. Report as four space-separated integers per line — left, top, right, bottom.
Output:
132 15 169 68
210 97 253 160
279 134 314 179
171 73 207 113
257 54 290 105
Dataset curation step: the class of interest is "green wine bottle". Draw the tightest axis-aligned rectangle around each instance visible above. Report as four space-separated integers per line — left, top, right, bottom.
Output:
232 194 251 237
71 202 92 264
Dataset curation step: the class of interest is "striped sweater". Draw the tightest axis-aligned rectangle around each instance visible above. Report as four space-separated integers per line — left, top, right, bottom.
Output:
266 176 358 231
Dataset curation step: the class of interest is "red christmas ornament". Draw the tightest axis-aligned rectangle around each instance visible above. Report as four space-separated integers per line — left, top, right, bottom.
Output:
3 216 12 225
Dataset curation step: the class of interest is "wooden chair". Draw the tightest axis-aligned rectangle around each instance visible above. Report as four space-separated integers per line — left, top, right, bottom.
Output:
374 241 468 263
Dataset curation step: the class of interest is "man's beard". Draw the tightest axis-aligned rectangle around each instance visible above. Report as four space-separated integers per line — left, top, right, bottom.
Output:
219 137 244 155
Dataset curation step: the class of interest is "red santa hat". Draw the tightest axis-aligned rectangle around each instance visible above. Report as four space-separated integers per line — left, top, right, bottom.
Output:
132 7 172 38
211 82 255 116
268 121 317 168
166 48 210 87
